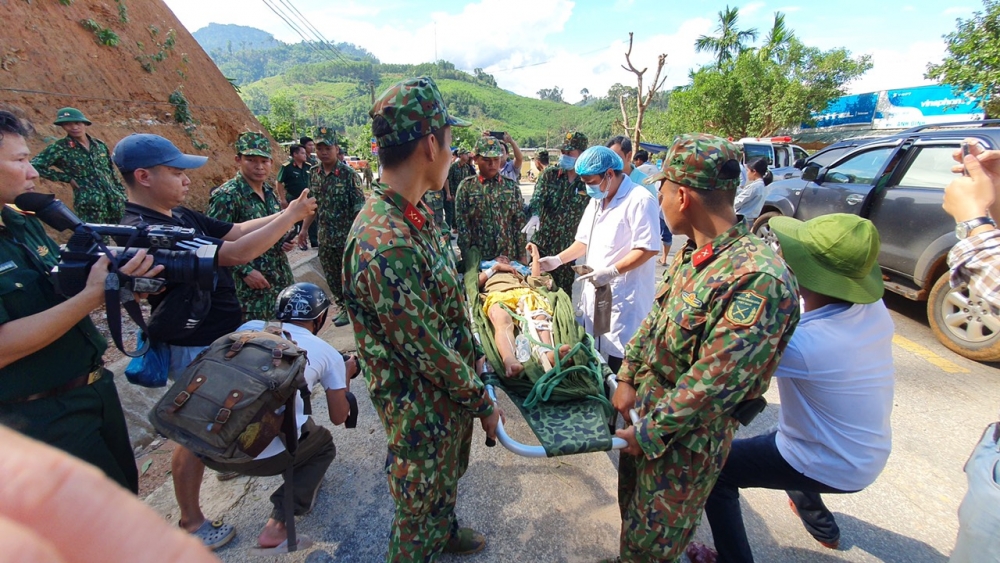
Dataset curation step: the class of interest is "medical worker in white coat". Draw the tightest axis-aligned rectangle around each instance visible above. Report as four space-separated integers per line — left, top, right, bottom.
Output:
536 146 660 372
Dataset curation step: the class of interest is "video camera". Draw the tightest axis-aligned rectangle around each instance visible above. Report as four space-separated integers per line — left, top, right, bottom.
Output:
14 192 219 356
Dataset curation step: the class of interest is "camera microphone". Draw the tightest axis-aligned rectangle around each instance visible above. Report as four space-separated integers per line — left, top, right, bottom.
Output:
14 193 84 232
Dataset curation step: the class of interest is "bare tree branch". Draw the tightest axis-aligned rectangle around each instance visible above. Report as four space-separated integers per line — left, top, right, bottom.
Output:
619 32 667 145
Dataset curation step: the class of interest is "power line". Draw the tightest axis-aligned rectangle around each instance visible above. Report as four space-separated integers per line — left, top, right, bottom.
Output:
275 0 353 65
259 0 331 61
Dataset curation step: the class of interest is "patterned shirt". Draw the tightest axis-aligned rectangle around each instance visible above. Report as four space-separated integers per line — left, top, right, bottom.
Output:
949 228 1000 314
309 161 366 244
619 222 800 460
343 182 492 458
31 135 123 194
454 173 526 261
528 166 590 256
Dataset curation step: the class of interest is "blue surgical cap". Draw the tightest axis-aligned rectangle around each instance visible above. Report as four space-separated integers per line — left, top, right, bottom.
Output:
575 145 624 175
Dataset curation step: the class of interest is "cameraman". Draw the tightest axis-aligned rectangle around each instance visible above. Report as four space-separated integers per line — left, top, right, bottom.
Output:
112 133 317 546
0 110 163 493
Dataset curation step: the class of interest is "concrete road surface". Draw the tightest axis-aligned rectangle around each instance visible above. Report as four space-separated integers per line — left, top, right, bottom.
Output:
141 234 999 562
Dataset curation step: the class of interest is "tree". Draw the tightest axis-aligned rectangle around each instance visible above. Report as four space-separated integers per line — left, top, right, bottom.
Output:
474 68 498 87
926 0 1000 116
537 86 565 103
695 6 759 67
760 12 795 63
240 86 270 115
619 32 668 145
580 88 591 103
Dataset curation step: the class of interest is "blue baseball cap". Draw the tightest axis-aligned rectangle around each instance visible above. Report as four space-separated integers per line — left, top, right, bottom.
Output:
112 134 208 172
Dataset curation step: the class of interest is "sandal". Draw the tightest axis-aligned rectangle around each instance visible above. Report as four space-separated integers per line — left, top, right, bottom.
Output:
188 519 235 551
443 527 485 555
215 470 240 482
250 535 314 556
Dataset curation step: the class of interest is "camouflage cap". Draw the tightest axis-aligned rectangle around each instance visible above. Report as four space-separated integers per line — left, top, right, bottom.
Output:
474 136 504 157
561 132 588 152
314 126 339 146
54 107 91 126
645 133 741 191
370 76 470 148
235 131 272 158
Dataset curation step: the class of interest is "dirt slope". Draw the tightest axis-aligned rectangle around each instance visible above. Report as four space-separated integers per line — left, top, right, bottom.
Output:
0 0 278 213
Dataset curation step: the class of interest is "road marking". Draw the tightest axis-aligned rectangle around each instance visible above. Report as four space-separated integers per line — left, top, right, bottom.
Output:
892 335 970 374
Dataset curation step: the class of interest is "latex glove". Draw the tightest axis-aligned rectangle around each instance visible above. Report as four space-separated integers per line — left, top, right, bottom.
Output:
521 215 540 240
537 254 563 272
578 265 619 287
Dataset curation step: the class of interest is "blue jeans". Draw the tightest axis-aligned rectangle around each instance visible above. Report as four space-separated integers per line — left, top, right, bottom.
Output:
704 431 855 563
659 214 673 245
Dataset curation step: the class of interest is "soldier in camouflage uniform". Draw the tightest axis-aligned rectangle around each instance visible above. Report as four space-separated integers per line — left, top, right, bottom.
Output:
443 149 471 230
343 76 501 562
525 132 590 294
299 127 366 327
609 134 800 563
454 136 526 264
422 178 448 229
31 107 126 224
207 132 294 322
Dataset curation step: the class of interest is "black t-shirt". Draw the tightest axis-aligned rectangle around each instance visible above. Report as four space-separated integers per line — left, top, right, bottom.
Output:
120 202 243 346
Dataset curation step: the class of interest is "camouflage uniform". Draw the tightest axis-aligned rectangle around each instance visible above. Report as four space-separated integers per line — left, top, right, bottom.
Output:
309 127 366 307
454 137 526 263
32 133 126 224
615 135 800 562
344 77 492 563
206 132 293 322
529 158 589 294
422 187 447 229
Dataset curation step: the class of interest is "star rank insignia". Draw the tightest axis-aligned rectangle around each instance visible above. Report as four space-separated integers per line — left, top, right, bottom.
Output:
404 203 426 230
692 245 714 267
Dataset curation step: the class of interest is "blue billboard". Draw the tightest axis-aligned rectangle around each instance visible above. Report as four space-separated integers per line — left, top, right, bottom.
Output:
807 92 878 128
873 85 984 129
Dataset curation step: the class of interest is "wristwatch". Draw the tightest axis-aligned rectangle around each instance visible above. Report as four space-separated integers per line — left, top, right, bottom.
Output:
955 216 997 240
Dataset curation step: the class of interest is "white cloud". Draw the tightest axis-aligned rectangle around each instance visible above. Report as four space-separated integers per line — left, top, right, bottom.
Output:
943 6 971 16
846 40 947 95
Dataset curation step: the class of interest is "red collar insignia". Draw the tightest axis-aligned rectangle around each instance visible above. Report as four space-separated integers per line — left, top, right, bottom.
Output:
68 140 75 148
692 245 714 267
404 203 426 230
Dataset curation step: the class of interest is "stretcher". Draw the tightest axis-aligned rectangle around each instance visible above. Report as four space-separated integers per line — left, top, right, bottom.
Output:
464 249 638 457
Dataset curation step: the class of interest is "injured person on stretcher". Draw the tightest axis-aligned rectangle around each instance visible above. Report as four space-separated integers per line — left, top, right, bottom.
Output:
477 242 572 378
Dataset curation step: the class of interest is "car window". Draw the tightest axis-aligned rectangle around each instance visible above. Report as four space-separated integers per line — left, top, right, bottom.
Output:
898 146 959 189
825 147 895 185
809 147 849 168
743 143 773 165
793 147 809 162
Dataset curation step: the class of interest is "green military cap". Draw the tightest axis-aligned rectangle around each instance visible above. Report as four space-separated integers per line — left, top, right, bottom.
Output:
235 131 271 158
561 132 588 152
645 133 741 191
474 136 504 157
54 107 91 126
769 214 884 304
314 126 339 146
370 76 470 148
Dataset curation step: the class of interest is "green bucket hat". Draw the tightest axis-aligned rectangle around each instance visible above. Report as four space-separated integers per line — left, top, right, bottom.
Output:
54 107 91 126
370 76 470 148
769 213 884 304
561 132 588 152
314 126 339 147
235 131 272 158
645 133 741 191
474 136 504 157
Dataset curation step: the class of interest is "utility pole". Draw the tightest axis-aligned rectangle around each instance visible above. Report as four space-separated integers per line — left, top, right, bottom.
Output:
369 80 376 105
434 22 438 61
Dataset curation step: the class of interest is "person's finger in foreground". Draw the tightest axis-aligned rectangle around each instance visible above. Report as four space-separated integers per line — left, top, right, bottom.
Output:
0 426 219 563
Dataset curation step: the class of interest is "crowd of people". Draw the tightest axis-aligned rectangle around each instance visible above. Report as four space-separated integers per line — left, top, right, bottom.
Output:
1 71 999 562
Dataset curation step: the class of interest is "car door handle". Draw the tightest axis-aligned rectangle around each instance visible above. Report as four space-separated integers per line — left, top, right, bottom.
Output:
845 194 864 205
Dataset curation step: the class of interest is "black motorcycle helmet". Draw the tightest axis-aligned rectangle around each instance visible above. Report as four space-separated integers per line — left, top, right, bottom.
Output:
274 282 332 322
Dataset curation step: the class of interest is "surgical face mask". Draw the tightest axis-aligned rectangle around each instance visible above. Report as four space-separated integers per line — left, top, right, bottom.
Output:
558 154 576 171
585 174 609 199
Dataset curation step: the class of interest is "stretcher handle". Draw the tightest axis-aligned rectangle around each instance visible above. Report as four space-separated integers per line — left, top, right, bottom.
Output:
605 375 640 425
485 384 632 457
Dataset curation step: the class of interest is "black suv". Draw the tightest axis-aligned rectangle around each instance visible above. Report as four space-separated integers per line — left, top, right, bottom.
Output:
755 121 1000 362
771 136 889 181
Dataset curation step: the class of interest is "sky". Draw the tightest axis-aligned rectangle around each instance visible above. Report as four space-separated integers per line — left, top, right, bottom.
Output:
162 0 980 103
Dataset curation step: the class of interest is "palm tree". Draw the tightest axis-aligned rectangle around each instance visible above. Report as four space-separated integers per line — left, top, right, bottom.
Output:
760 11 795 63
695 6 759 67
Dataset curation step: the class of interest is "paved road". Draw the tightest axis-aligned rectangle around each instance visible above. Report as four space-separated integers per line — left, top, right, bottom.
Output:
141 203 1000 561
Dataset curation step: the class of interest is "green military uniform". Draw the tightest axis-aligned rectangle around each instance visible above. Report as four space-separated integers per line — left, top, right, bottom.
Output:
455 136 526 263
278 158 317 247
0 205 137 492
207 132 293 322
308 127 366 308
422 185 447 229
443 155 470 229
529 146 589 295
31 108 125 224
344 77 492 562
615 135 800 562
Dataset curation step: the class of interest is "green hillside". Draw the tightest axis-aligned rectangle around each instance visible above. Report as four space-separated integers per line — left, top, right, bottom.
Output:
240 59 616 154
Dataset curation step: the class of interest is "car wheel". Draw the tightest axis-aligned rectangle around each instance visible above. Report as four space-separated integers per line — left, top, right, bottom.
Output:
927 271 1000 362
752 211 782 252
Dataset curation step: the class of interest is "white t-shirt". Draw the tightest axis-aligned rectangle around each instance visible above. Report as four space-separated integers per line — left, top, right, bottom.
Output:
734 178 766 222
636 163 659 177
774 301 895 491
236 321 347 460
574 175 660 357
